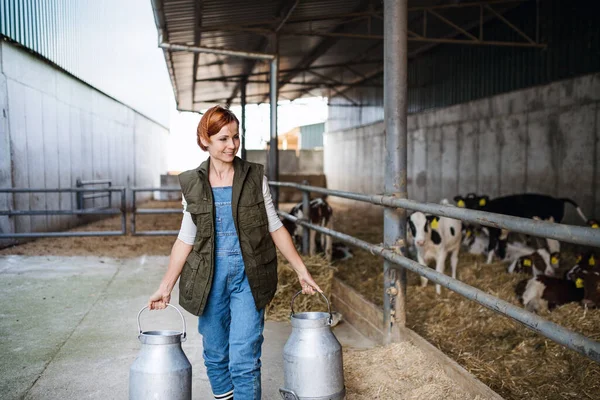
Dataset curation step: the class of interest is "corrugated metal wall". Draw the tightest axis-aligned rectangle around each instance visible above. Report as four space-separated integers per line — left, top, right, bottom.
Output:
0 41 169 238
300 122 325 149
0 0 170 126
328 0 600 131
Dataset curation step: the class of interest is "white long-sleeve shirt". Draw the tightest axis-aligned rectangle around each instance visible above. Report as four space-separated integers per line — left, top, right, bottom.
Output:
177 176 283 245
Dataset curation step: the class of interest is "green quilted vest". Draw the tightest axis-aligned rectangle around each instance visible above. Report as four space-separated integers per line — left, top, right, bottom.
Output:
177 156 278 316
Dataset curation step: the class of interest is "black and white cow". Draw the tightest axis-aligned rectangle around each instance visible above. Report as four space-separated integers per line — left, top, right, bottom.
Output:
462 224 535 262
455 193 588 263
408 212 462 295
507 249 560 277
282 197 333 261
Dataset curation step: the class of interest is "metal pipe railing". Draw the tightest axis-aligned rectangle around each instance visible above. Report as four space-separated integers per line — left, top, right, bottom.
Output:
270 182 600 248
0 187 127 238
1 188 124 193
278 210 600 363
131 187 182 236
76 178 113 210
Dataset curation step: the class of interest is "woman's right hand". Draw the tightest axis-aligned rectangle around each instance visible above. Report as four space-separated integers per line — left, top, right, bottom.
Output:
148 288 171 310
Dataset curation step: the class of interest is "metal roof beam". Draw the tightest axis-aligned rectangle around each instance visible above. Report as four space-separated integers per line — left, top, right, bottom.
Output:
305 70 359 106
406 1 519 58
159 42 276 60
406 0 524 12
195 59 383 80
325 1 536 101
427 9 479 41
282 30 545 48
292 41 383 99
484 3 536 44
200 11 380 32
225 0 300 106
202 79 382 88
259 0 377 102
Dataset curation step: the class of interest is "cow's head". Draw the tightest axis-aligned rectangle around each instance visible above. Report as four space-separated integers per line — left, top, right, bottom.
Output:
454 193 489 209
513 255 534 274
550 252 561 270
587 219 599 229
408 212 441 247
461 223 481 247
568 252 600 307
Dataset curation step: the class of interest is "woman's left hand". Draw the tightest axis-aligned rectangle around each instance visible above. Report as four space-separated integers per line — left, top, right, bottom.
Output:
297 271 322 295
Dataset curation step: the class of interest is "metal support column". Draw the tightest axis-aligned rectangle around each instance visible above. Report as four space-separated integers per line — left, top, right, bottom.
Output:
383 0 408 343
241 81 247 160
269 55 279 209
302 183 310 255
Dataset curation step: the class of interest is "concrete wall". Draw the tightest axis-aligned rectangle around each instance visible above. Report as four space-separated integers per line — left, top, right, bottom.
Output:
246 149 324 175
324 72 600 224
0 41 169 238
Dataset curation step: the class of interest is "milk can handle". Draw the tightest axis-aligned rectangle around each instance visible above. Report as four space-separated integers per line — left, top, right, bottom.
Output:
137 303 187 340
290 291 333 324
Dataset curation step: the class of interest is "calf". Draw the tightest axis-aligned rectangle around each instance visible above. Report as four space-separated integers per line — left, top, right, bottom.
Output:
331 242 353 261
516 252 599 312
408 211 462 295
516 276 583 313
564 252 593 280
454 193 489 209
463 225 535 262
507 249 560 277
283 197 333 261
457 193 588 263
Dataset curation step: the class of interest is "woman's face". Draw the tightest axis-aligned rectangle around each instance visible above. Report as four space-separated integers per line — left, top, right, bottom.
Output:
202 121 240 163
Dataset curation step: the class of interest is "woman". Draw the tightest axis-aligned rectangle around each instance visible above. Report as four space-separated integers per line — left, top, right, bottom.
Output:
148 105 322 400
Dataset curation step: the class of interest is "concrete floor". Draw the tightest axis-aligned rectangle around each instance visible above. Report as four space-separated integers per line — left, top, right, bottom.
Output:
0 255 374 400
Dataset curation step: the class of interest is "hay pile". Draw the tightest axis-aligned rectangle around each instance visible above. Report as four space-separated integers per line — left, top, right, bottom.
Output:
343 342 484 400
266 252 337 321
332 201 600 400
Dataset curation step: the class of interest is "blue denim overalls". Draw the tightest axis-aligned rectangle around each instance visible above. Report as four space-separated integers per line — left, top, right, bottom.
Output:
197 186 265 400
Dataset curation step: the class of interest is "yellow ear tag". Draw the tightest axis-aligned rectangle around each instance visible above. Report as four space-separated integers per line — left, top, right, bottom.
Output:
551 256 558 264
592 223 599 229
430 218 439 230
523 258 532 267
479 198 486 206
590 256 596 266
457 200 465 207
466 230 472 238
576 255 582 263
576 278 584 289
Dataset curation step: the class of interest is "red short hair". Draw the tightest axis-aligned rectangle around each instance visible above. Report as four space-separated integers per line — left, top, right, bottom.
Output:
197 105 240 151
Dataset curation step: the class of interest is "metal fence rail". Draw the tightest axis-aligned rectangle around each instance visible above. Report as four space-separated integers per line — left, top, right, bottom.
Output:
131 187 182 236
278 210 600 363
0 187 127 238
76 178 113 209
272 182 600 364
270 182 600 248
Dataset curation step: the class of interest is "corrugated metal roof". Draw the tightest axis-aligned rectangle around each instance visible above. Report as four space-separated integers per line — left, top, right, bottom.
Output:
152 0 525 112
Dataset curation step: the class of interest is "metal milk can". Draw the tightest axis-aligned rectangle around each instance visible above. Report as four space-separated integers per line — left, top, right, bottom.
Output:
280 291 345 400
129 304 192 400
